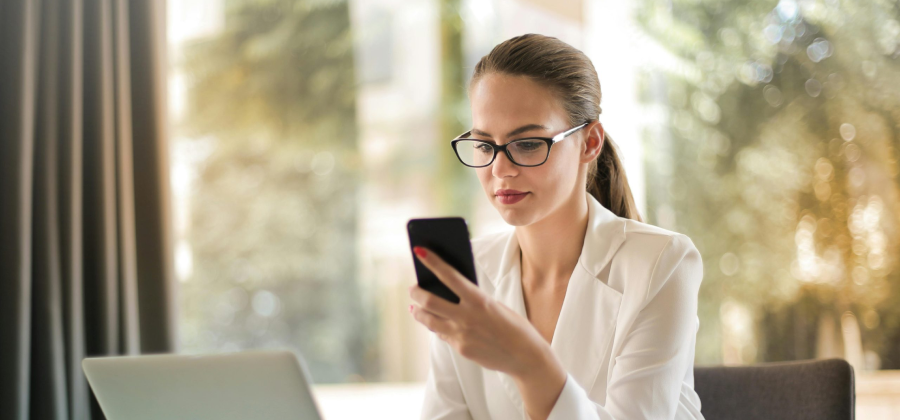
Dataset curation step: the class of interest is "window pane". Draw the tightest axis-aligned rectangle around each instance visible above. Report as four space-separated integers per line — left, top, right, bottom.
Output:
636 0 900 368
169 0 371 383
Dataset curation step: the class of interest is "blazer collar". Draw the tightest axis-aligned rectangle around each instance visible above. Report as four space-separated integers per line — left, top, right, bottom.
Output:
487 195 628 411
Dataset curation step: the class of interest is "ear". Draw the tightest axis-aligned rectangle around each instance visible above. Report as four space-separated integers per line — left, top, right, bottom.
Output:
580 121 604 164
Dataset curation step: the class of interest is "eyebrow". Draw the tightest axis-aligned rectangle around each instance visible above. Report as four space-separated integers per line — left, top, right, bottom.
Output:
470 124 549 139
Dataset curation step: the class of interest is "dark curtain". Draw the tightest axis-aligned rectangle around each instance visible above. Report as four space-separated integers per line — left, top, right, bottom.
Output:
0 0 175 419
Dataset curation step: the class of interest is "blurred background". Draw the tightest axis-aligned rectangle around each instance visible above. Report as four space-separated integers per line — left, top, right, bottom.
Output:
164 0 900 417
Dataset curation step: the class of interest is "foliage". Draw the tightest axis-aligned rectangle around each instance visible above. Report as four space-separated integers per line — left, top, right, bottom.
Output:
176 0 376 382
637 0 900 366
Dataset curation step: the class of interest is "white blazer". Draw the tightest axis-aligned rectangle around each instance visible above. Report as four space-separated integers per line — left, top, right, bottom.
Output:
420 194 705 420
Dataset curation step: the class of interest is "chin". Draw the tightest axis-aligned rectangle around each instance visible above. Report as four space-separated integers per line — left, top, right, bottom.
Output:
495 206 537 227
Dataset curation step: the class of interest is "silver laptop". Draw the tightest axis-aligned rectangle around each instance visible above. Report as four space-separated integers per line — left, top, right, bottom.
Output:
82 350 323 420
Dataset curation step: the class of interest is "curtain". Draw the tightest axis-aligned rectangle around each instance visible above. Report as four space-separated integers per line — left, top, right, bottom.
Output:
0 0 175 419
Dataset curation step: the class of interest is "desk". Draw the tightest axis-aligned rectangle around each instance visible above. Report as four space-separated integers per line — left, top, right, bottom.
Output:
314 373 900 420
856 370 900 419
314 383 425 420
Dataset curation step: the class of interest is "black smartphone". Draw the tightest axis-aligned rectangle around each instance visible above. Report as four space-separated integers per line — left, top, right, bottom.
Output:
407 217 478 304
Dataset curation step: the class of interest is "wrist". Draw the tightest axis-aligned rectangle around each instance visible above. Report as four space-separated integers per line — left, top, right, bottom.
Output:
511 341 565 387
511 343 567 420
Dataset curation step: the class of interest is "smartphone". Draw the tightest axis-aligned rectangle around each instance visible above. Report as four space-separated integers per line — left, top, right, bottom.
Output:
407 217 478 303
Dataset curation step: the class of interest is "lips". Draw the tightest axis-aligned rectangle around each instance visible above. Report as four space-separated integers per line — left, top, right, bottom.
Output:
495 189 529 205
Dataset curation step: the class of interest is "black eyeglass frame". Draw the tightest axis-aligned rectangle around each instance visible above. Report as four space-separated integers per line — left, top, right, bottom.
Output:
450 122 590 168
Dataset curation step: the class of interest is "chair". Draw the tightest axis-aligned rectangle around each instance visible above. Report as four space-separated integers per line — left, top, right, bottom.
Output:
693 358 855 420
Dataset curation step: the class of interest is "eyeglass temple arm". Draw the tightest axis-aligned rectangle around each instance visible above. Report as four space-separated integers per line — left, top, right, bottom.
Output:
453 130 472 140
455 123 588 142
551 122 590 142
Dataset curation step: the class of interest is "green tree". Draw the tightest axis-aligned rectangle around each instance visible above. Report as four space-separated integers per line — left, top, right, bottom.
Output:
176 0 376 382
437 0 473 217
637 0 900 366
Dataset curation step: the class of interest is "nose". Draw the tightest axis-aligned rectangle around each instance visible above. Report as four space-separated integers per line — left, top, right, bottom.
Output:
491 149 518 178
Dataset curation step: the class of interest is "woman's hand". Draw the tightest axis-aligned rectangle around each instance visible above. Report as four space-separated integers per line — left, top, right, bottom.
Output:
409 247 566 386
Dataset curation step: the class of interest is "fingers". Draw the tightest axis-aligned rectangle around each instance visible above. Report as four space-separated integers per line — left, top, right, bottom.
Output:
409 285 459 318
413 246 480 301
410 305 453 335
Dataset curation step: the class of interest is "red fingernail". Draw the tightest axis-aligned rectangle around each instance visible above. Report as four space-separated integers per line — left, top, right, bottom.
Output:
413 246 427 258
408 304 414 313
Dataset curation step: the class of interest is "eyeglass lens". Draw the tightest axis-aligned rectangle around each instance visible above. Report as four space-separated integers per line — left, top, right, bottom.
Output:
454 139 549 167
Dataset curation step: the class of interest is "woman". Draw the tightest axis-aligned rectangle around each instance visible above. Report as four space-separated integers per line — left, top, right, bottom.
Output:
408 34 704 420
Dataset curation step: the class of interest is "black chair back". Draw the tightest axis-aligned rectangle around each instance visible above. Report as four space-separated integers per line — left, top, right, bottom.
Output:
694 358 855 420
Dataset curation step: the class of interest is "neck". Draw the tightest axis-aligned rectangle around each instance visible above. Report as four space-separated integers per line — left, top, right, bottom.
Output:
516 192 590 285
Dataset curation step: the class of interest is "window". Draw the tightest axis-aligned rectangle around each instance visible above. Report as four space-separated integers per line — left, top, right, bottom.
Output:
168 0 900 391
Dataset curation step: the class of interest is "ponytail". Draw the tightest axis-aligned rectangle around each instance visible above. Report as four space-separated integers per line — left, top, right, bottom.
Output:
472 34 642 221
587 133 642 221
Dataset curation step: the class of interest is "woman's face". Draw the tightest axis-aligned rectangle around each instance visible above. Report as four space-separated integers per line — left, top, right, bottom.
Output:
468 73 594 227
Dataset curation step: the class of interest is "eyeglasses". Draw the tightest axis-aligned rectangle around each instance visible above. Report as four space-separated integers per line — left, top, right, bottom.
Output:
450 122 589 168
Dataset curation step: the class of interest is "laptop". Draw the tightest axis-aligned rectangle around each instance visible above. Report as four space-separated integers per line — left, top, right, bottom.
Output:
82 350 323 420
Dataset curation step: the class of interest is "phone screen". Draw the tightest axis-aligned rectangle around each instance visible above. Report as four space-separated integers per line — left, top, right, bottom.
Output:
407 217 478 303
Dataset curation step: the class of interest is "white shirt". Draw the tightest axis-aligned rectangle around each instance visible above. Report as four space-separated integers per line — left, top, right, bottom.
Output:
420 194 705 420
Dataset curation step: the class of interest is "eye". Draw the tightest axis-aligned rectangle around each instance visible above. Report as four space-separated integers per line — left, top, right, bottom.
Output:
514 140 543 151
473 143 493 153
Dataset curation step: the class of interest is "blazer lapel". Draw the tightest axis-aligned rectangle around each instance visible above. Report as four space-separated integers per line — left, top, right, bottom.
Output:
488 233 529 414
485 195 628 408
552 195 627 396
550 264 622 397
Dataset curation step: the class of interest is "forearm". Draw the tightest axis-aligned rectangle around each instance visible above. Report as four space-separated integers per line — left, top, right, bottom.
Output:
511 344 568 420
